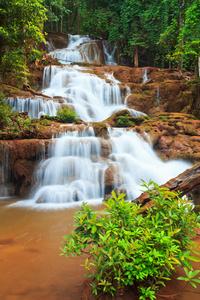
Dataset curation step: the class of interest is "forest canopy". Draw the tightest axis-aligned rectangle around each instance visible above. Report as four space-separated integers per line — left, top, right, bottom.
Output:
0 0 200 85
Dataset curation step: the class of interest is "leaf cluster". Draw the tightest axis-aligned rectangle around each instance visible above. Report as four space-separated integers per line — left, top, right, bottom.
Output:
61 181 200 299
56 107 80 123
0 95 38 138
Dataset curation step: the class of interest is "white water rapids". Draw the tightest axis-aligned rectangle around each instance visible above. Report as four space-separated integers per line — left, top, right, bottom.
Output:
5 35 191 208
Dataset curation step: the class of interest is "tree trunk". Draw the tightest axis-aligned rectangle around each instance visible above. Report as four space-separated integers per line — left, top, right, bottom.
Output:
68 12 70 32
56 8 58 32
60 15 63 33
93 0 95 11
195 58 199 79
134 45 138 68
199 56 200 77
169 60 171 69
77 3 80 34
178 1 184 71
133 163 200 206
178 59 183 71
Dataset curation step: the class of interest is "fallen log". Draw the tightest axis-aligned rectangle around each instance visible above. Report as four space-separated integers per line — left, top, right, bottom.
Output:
134 163 200 206
23 83 51 99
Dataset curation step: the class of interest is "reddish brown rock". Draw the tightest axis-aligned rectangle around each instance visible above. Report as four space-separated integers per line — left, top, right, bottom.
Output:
46 32 68 49
99 140 112 159
13 159 35 197
104 164 122 187
134 163 200 206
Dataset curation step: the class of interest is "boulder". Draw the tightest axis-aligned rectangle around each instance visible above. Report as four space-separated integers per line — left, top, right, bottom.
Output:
104 164 122 188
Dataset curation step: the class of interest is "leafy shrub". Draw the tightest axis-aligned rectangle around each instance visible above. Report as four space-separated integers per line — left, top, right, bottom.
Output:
61 181 200 299
56 107 80 123
0 102 38 138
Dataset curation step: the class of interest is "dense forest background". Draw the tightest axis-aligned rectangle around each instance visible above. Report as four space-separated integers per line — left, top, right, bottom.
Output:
0 0 200 86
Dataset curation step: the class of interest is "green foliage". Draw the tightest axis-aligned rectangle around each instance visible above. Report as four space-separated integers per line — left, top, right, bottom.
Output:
39 118 51 126
0 0 46 85
56 107 80 123
45 114 56 121
116 115 133 127
61 181 200 299
0 94 12 128
1 50 29 87
0 98 38 138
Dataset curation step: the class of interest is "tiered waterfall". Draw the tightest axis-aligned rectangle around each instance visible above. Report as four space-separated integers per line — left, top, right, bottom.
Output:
5 35 191 207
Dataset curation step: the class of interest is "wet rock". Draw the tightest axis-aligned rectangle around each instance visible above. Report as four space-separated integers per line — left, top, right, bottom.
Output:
104 164 122 188
36 197 46 204
99 139 112 159
46 32 68 49
93 122 109 139
103 186 127 202
13 159 35 197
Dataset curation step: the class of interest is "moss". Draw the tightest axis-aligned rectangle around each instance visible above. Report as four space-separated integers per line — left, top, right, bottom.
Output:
132 93 144 99
143 90 152 96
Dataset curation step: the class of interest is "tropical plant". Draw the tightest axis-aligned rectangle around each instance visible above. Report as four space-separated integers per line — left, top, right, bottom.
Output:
61 181 200 299
56 107 80 123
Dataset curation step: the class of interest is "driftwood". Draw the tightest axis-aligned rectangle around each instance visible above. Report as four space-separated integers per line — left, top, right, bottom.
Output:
23 83 51 99
134 163 200 206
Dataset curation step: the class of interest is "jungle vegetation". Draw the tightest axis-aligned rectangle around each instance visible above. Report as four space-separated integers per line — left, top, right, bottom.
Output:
0 0 200 85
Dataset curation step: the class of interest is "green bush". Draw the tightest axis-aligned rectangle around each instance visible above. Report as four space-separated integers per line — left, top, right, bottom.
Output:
61 181 200 299
56 107 80 123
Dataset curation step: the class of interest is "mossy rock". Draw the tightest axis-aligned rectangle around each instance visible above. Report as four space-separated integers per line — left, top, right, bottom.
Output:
93 122 109 139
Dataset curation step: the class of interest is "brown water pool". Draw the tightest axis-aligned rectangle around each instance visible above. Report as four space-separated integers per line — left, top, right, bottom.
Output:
0 198 200 300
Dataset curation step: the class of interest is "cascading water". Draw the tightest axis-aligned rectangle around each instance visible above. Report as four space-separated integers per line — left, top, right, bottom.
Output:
41 65 145 122
156 87 160 106
6 97 60 119
6 34 192 207
31 127 106 204
103 41 117 65
142 68 148 83
108 128 190 199
49 34 117 65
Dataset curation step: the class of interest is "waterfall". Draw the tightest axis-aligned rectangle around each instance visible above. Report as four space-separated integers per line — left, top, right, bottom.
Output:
7 64 145 121
102 41 117 65
108 128 190 200
6 97 60 119
5 34 192 208
46 40 55 53
41 65 145 121
13 127 191 208
142 68 148 83
50 34 116 65
30 127 107 205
